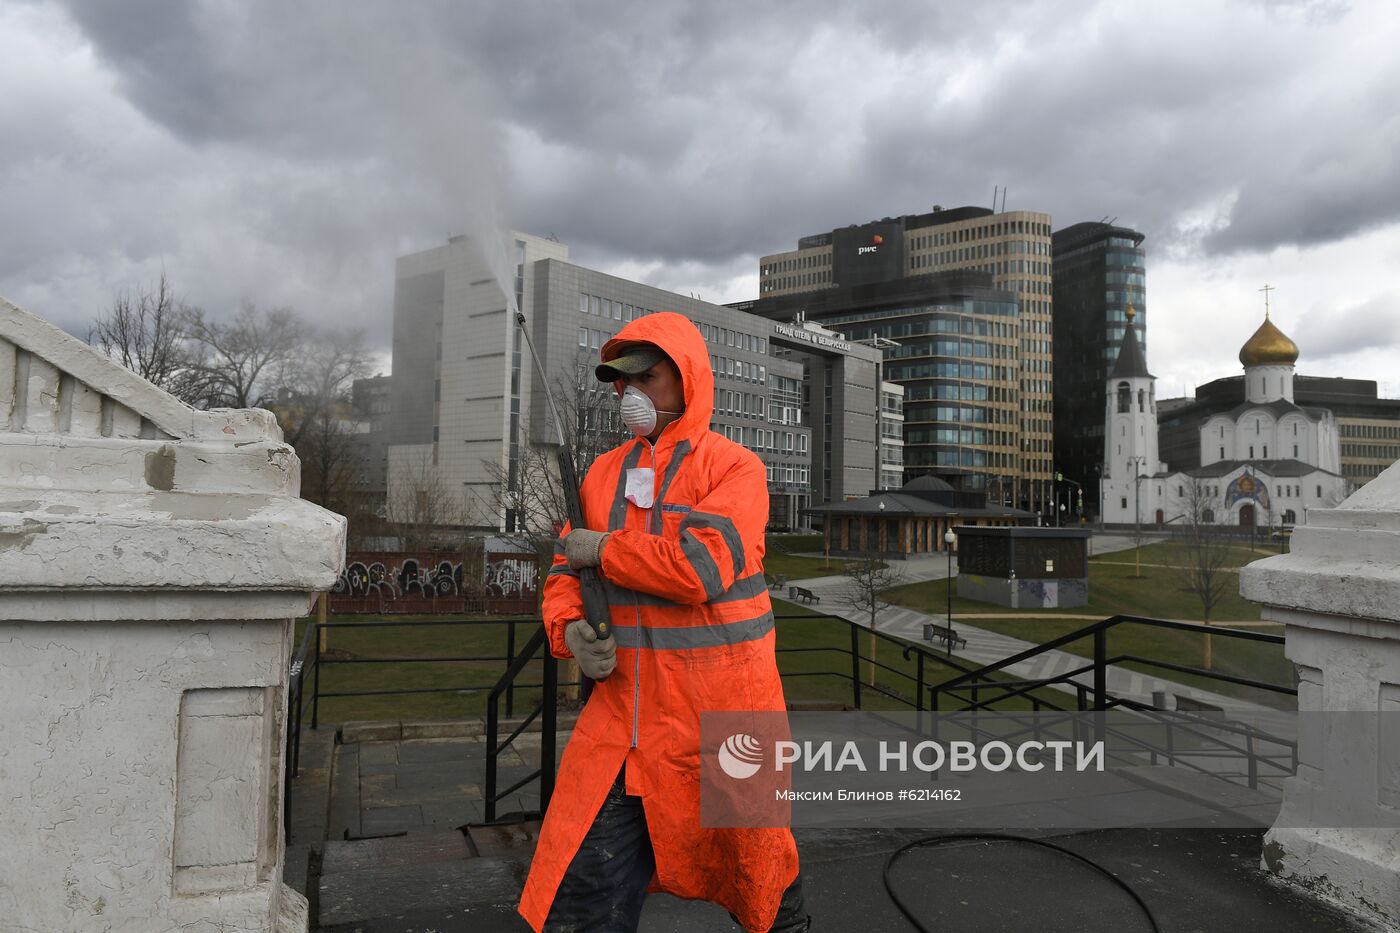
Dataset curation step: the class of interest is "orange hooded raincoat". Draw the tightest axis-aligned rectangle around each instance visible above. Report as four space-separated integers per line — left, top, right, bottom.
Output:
517 312 799 931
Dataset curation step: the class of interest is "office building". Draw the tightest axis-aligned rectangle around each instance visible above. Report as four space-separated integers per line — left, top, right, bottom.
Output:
1051 222 1147 514
386 233 886 533
746 204 1056 515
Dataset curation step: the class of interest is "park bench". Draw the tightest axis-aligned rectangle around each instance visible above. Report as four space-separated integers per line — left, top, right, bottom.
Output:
922 623 967 650
788 585 820 604
768 573 788 591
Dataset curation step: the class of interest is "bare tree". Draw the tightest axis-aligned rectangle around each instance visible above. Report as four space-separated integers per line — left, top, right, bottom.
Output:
387 449 472 552
185 301 303 409
267 327 373 519
88 273 206 403
841 547 907 687
484 349 626 542
1178 479 1234 668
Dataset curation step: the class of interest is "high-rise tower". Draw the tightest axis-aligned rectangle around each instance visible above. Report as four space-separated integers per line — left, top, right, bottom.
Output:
1051 221 1147 518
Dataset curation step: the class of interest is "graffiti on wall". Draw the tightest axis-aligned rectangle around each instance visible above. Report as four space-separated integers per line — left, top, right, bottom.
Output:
483 558 536 597
329 551 539 614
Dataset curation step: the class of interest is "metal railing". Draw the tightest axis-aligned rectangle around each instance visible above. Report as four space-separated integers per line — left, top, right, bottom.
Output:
483 626 558 822
775 612 987 711
282 615 563 841
285 609 1299 842
929 613 1294 713
925 612 1298 791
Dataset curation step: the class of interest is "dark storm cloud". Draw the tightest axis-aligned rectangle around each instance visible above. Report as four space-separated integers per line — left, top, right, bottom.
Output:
427 0 1400 268
8 0 1400 361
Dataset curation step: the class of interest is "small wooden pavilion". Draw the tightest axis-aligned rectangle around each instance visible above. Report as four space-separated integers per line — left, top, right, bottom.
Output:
806 475 1035 559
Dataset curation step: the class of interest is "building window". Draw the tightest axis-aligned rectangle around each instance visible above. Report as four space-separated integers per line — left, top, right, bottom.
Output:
1120 497 1128 509
1117 381 1130 413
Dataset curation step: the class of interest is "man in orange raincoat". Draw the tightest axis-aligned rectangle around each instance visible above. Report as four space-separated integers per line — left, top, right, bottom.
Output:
517 312 809 932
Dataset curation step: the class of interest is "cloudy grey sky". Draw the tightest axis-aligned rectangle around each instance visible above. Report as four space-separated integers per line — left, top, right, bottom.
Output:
3 0 1397 397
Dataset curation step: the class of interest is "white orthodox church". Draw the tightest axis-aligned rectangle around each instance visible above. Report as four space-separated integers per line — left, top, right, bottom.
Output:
1100 305 1349 529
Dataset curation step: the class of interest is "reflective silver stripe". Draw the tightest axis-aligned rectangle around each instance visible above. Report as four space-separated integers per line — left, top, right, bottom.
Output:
609 443 646 531
680 528 725 600
605 579 682 607
548 563 578 578
680 510 746 580
610 611 775 650
604 571 765 607
649 439 692 534
553 537 567 555
711 572 767 603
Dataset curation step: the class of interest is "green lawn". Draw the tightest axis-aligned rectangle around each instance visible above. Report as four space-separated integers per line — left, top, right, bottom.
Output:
888 541 1274 623
1090 539 1287 570
295 600 1066 726
293 614 552 724
882 540 1295 708
773 602 1071 712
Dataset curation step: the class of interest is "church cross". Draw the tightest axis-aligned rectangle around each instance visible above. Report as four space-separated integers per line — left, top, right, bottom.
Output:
1259 283 1274 318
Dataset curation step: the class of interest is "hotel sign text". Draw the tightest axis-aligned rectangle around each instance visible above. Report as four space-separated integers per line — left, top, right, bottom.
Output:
773 323 851 353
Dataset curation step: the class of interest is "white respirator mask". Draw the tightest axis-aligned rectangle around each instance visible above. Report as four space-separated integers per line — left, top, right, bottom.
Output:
619 385 681 437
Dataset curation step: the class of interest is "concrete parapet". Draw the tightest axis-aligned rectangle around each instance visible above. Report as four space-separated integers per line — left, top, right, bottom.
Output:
0 298 345 932
1240 458 1400 925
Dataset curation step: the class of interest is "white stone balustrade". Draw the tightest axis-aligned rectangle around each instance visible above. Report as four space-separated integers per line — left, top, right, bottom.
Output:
1240 460 1400 924
0 298 345 932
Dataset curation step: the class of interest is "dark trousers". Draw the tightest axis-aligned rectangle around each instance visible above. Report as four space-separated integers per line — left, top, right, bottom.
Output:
544 768 809 932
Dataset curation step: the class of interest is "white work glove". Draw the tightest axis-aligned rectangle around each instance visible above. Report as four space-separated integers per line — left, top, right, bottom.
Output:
564 529 610 570
564 619 615 680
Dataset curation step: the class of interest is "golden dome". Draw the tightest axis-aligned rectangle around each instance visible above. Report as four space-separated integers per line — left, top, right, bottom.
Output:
1239 315 1299 367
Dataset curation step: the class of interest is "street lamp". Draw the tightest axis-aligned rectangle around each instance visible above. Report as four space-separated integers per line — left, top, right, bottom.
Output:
1129 455 1147 577
944 529 956 657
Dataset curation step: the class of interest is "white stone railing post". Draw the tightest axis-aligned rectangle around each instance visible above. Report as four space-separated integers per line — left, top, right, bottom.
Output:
1240 460 1400 923
0 298 344 932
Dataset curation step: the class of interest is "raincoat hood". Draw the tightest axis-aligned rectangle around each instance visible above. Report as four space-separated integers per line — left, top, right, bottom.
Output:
600 313 713 445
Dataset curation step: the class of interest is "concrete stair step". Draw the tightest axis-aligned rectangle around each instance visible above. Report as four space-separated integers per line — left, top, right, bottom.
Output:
317 829 533 928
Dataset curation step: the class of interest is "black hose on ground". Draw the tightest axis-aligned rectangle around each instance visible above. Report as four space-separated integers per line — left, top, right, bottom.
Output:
882 832 1162 933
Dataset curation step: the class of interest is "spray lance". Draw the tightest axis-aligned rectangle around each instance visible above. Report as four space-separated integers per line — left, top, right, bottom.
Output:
514 312 613 667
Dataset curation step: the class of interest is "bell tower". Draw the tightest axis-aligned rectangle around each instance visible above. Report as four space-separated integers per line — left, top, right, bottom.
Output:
1102 306 1159 522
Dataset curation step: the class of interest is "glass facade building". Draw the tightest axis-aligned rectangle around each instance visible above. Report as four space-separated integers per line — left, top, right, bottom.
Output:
743 271 1022 503
1050 222 1147 516
756 206 1056 516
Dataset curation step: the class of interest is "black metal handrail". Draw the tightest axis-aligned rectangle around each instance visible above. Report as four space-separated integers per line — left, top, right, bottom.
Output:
930 613 1294 713
484 625 558 823
283 619 321 842
947 701 1297 791
285 608 1298 844
282 614 569 843
776 612 988 711
306 617 539 727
